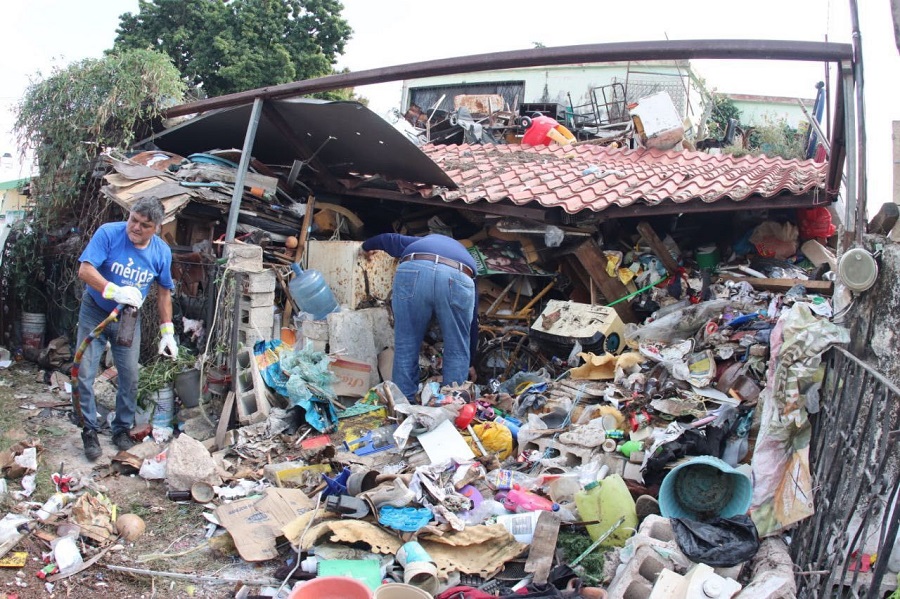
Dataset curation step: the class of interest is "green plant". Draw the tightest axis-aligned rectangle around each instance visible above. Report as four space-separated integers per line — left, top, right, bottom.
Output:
0 223 48 312
14 49 185 231
137 352 198 409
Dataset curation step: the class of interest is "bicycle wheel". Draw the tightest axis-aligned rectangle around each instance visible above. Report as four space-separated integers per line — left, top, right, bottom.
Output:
476 337 549 382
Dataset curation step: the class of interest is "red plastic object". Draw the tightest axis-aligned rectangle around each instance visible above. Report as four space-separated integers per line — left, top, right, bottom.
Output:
797 207 836 240
301 434 332 450
288 576 373 599
455 403 476 429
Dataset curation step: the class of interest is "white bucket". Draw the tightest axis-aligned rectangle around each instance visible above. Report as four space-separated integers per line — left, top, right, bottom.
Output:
21 312 46 350
151 386 175 428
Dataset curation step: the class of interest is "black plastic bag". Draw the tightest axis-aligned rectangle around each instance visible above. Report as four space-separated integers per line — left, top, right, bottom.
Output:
672 515 760 567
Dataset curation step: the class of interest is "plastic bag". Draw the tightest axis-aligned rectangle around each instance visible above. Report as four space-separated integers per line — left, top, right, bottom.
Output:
672 515 760 567
749 221 799 259
472 422 513 459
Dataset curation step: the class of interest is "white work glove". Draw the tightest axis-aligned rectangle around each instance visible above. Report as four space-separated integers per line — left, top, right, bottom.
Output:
102 282 144 308
158 322 179 360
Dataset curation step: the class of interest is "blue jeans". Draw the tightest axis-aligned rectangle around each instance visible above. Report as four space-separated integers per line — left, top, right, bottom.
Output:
76 293 141 435
391 260 475 401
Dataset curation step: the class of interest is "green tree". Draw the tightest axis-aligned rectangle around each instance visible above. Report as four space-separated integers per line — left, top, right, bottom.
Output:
8 49 184 320
113 0 352 98
706 95 742 140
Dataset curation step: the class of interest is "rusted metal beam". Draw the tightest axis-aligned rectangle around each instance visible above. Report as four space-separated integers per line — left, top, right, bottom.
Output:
165 40 853 118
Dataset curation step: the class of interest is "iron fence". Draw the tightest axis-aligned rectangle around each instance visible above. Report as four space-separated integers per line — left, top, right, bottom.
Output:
792 346 900 598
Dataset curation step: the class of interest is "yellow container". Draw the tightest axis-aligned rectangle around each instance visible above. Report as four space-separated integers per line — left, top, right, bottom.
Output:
575 474 638 547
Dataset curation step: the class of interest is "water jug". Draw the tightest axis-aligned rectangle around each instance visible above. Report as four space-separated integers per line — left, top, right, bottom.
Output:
289 264 339 320
575 474 638 547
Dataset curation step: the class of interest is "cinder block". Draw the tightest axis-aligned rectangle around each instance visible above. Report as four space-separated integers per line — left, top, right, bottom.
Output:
238 326 268 348
607 545 670 599
223 243 263 272
234 348 270 424
242 291 275 308
623 461 644 483
240 305 276 330
242 269 276 293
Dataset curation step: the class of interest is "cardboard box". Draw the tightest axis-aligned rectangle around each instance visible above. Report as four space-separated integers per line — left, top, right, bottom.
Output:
214 488 314 562
329 357 373 398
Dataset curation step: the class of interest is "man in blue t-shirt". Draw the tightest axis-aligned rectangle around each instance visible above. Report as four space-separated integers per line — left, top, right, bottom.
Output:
362 233 478 401
76 197 178 461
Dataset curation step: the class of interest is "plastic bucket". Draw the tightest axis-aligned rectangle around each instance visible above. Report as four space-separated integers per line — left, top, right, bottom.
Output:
21 312 46 350
151 386 175 428
658 455 753 520
289 576 373 599
174 369 201 408
372 583 433 599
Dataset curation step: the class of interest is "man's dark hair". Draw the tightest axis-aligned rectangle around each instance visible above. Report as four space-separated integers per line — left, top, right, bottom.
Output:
131 196 165 225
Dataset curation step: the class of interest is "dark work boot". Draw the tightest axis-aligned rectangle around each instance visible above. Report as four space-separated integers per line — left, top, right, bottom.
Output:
112 430 136 451
82 428 102 461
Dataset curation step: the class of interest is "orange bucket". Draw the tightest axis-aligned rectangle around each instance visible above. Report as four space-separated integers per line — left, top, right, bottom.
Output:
289 576 373 599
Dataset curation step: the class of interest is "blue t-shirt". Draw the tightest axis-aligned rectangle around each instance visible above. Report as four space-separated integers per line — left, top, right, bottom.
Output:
79 222 175 313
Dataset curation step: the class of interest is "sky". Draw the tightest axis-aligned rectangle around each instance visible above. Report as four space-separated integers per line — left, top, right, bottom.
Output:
2 0 898 213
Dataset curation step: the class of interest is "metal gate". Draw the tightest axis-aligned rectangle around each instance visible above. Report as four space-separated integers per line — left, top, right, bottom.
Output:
791 346 900 597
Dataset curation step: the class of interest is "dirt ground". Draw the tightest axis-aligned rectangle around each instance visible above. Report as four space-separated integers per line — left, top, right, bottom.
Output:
0 362 281 599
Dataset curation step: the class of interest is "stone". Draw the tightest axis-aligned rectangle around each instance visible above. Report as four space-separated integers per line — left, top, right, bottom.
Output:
328 310 380 386
166 433 223 491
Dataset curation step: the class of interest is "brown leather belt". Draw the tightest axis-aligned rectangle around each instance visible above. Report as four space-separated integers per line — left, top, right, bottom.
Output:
400 252 475 278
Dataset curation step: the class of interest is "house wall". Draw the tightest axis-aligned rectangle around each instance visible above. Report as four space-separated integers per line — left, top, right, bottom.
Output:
402 61 705 135
0 187 29 221
728 97 813 130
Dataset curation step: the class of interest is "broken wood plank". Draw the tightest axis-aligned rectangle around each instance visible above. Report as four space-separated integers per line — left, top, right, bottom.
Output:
637 221 680 275
718 274 833 295
283 195 317 325
573 240 637 323
868 202 899 235
215 392 236 451
524 511 561 585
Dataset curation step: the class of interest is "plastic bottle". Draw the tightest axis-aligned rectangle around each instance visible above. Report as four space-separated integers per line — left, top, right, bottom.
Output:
289 264 339 320
500 486 559 513
116 305 139 347
575 474 638 547
486 469 537 491
36 492 74 521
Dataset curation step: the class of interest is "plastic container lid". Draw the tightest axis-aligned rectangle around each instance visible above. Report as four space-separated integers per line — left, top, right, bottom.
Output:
838 247 878 292
584 481 600 491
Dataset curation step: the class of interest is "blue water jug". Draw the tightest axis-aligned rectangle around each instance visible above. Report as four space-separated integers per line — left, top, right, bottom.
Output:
289 264 339 320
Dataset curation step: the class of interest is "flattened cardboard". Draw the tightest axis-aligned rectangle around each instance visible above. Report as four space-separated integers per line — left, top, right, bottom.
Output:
214 488 313 562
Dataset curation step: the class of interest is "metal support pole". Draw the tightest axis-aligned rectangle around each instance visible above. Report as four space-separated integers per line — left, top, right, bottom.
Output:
224 97 264 242
848 0 868 246
841 66 857 245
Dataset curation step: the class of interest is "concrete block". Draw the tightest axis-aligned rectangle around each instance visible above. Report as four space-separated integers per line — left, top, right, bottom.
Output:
223 243 263 272
327 310 380 387
238 326 268 348
235 348 271 424
242 290 275 308
301 319 330 341
358 306 393 352
240 305 276 330
607 544 671 599
166 433 223 491
241 269 276 293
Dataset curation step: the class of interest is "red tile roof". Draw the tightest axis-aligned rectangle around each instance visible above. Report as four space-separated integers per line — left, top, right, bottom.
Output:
420 143 827 214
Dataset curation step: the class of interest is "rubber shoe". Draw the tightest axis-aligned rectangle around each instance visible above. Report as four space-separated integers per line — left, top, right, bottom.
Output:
82 428 102 461
635 495 661 521
112 430 136 451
